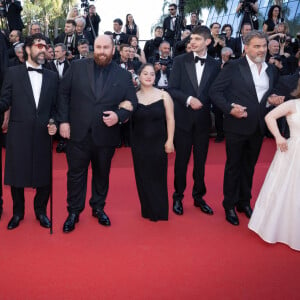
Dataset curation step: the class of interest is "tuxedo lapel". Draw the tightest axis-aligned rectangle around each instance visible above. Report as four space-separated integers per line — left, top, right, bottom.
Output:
198 57 213 94
37 70 50 112
86 59 96 98
239 58 258 101
21 66 37 109
184 53 198 94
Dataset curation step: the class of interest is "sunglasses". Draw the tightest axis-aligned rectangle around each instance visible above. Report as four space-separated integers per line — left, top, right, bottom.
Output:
33 43 48 50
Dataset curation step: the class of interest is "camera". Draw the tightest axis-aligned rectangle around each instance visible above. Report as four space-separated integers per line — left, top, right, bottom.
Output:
239 0 253 13
81 0 94 13
155 53 172 68
218 32 226 41
279 36 286 44
272 55 282 62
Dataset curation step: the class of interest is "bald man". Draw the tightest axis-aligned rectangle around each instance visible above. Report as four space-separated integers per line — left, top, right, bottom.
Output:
58 35 138 232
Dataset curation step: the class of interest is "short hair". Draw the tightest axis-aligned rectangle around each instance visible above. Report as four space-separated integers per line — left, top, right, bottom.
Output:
159 40 170 48
55 43 67 51
169 3 177 9
66 19 76 27
268 39 279 48
221 24 233 33
155 26 163 31
30 22 41 30
78 39 89 46
210 22 221 29
241 22 252 31
191 25 212 40
113 18 123 26
75 17 86 27
24 33 47 48
104 31 113 36
14 42 24 53
243 30 268 46
221 47 233 55
119 43 130 51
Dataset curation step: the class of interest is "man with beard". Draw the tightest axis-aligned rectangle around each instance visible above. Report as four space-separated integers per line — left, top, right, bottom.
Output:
58 35 137 233
209 30 282 226
0 33 58 229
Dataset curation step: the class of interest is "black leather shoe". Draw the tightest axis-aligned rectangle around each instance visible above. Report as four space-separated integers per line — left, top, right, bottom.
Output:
194 199 214 215
214 135 224 143
36 214 51 228
92 209 111 226
225 209 239 226
236 205 253 218
7 215 23 230
63 213 79 233
173 200 183 215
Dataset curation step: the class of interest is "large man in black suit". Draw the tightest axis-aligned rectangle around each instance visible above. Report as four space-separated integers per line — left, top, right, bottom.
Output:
209 30 281 226
0 33 58 229
58 35 137 233
168 26 220 216
6 0 24 31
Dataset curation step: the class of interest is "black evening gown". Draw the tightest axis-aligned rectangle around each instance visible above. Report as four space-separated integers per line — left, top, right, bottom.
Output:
131 100 169 221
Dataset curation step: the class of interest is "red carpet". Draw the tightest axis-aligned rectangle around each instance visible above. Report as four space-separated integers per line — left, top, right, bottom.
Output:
0 138 299 300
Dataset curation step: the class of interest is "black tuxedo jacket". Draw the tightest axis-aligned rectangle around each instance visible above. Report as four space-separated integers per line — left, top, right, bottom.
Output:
57 59 138 146
234 37 243 58
209 57 279 135
46 60 70 78
168 52 220 132
0 65 58 187
163 15 184 41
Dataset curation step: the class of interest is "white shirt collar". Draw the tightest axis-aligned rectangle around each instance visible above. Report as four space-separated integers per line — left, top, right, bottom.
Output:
26 61 42 70
193 52 207 59
245 55 268 73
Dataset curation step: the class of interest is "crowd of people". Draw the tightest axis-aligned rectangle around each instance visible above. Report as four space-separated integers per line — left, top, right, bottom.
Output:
0 2 299 251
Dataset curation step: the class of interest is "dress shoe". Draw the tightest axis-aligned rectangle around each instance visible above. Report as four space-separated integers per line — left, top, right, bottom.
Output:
7 215 23 230
214 135 224 143
36 214 51 228
225 209 239 226
236 205 253 218
63 213 79 233
194 199 214 215
173 200 183 215
92 209 111 226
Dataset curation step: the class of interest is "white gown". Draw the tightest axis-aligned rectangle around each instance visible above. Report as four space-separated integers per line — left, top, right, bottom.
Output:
248 100 300 251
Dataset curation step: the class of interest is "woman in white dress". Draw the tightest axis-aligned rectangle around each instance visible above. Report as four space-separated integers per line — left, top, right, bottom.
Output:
249 87 300 251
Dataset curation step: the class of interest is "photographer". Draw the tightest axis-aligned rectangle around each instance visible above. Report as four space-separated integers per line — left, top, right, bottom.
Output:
267 40 289 76
208 22 225 60
268 22 289 43
149 41 173 89
174 29 191 57
143 26 163 61
1 0 24 31
84 4 100 43
263 5 284 36
236 0 258 30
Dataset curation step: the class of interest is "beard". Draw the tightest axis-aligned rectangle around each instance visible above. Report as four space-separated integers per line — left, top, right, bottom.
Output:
253 54 266 64
94 52 113 67
31 52 45 65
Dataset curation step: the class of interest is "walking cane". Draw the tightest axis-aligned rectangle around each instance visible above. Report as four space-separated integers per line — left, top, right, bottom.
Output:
49 118 55 234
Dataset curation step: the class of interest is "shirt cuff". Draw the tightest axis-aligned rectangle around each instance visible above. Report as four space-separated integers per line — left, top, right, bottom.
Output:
186 96 192 107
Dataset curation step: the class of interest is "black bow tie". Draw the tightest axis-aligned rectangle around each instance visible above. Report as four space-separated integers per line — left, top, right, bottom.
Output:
194 56 206 65
57 61 65 65
27 67 43 74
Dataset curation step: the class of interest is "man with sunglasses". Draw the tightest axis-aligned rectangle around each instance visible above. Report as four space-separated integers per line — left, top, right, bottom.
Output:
163 3 185 48
0 33 58 230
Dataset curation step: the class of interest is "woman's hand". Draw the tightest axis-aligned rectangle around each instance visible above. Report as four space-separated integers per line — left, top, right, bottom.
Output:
276 136 288 152
165 140 174 153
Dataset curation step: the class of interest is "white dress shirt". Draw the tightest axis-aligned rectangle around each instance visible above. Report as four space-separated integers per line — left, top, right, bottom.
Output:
54 59 64 79
26 61 43 108
186 52 207 106
245 55 269 103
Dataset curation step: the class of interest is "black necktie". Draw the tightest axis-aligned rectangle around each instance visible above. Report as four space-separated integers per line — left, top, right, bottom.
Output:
194 56 206 65
27 67 43 74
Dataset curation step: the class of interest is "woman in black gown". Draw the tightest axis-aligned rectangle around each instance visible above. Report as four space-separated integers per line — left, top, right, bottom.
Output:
131 63 174 221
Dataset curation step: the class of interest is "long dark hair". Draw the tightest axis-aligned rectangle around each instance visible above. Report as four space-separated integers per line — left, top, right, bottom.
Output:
267 5 282 20
125 14 136 26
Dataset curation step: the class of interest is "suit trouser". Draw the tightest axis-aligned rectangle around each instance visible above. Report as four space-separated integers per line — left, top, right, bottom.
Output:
11 185 50 217
66 133 115 214
223 129 264 210
173 126 209 203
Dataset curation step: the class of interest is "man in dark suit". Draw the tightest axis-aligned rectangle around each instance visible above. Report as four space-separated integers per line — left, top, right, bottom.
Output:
234 23 252 59
209 30 281 226
0 33 58 229
168 26 220 216
58 35 137 233
163 3 185 47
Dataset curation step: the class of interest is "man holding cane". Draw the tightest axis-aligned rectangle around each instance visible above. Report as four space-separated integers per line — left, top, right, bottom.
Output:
0 33 58 230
